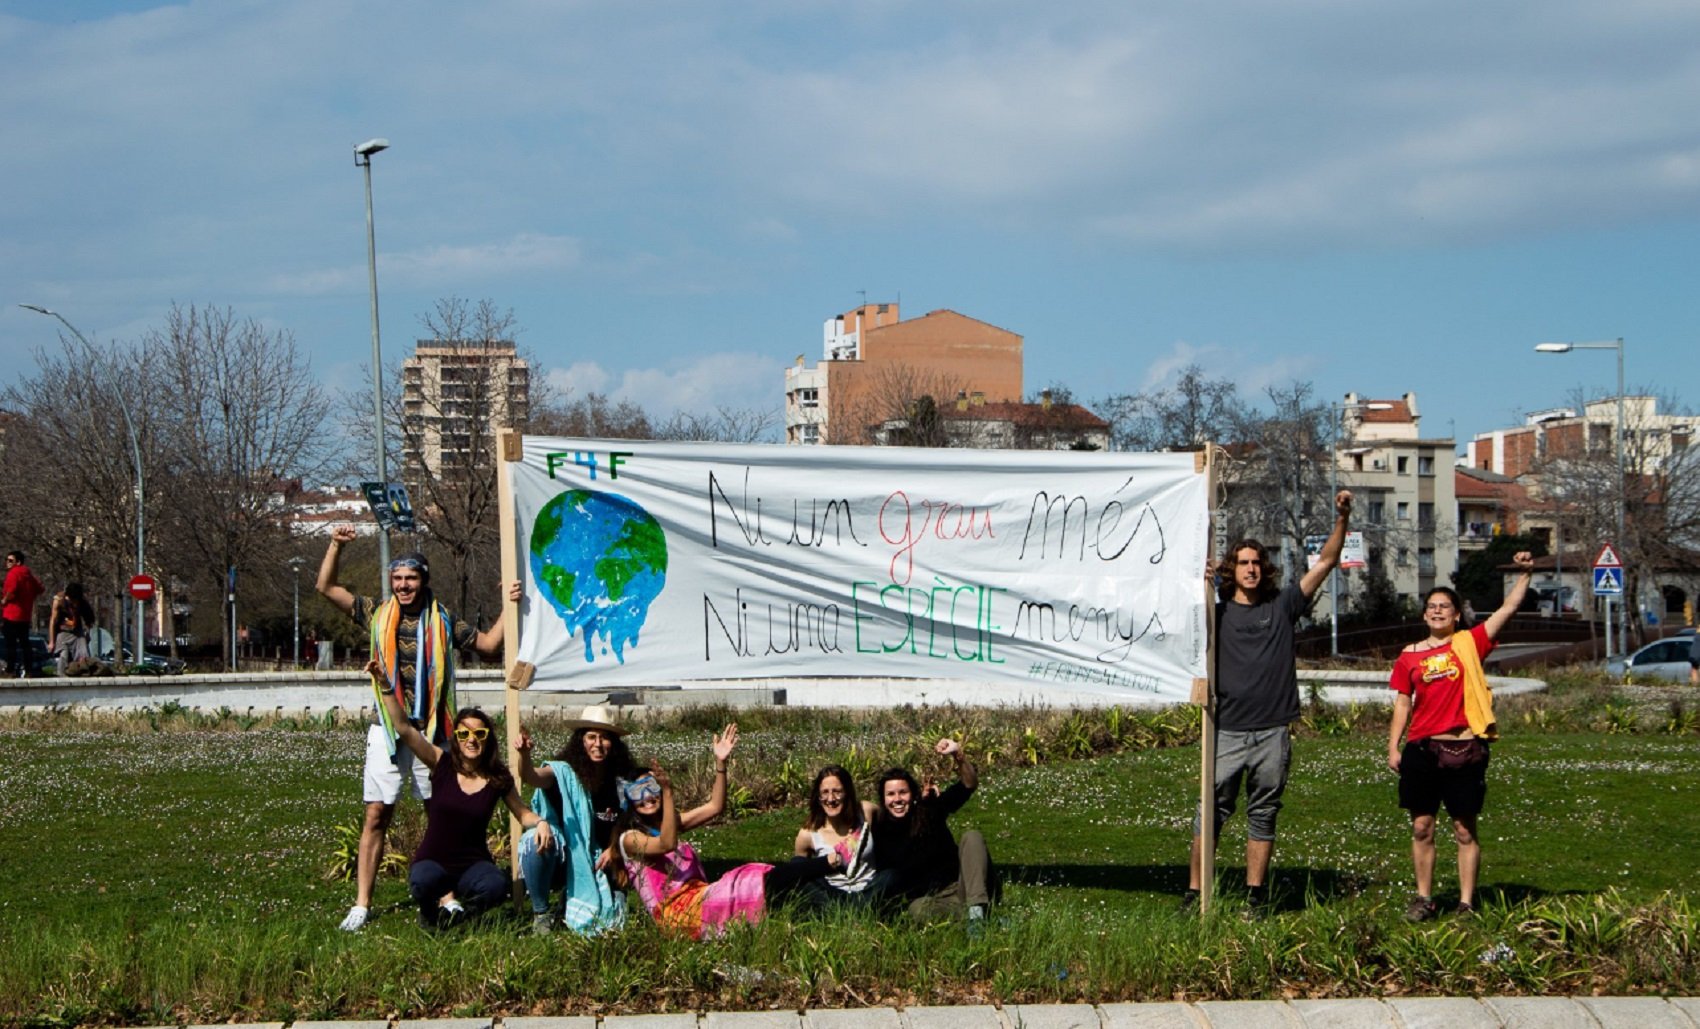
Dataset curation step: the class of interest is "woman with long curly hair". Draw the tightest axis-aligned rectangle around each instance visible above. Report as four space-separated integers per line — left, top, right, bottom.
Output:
514 704 641 934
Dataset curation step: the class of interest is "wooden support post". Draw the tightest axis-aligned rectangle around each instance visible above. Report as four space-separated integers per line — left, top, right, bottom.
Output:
1199 443 1220 914
497 430 524 889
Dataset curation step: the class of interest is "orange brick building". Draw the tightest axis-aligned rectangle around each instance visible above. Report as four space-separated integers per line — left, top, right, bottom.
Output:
784 303 1023 445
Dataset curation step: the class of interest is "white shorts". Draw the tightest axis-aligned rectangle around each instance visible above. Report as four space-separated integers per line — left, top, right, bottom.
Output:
362 722 433 805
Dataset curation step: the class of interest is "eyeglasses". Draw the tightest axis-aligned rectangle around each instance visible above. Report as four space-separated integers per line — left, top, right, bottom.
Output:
454 726 490 742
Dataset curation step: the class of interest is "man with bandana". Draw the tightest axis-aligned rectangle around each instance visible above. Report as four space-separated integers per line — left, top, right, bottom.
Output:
317 525 512 931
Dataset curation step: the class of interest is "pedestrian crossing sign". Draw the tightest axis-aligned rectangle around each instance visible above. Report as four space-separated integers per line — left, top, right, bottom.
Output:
1592 566 1623 595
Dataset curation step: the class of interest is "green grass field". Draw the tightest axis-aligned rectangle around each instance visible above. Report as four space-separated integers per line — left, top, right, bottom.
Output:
1 686 1696 1025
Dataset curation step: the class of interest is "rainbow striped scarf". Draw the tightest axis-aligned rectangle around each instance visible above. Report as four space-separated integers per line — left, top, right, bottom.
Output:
369 595 456 756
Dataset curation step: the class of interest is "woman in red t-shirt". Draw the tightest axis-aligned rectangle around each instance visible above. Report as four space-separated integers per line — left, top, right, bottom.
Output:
1386 551 1534 922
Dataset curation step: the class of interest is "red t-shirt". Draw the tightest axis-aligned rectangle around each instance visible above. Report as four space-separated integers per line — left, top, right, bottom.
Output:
2 565 42 623
1388 623 1494 743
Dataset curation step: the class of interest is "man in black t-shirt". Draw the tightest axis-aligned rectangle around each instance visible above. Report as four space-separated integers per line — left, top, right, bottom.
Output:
1184 490 1352 917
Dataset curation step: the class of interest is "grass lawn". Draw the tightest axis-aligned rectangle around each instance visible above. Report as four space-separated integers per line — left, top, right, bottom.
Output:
0 693 1696 1025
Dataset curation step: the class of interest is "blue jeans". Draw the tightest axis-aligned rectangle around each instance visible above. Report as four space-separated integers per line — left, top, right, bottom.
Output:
408 859 508 926
517 827 564 915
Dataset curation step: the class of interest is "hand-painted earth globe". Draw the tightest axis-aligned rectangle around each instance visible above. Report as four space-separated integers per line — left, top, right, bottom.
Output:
529 489 667 663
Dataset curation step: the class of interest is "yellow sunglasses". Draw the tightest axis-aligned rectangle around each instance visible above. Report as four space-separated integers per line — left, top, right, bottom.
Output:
454 726 490 742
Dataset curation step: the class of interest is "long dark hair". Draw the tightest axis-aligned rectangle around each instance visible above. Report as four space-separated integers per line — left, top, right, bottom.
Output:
872 766 929 838
803 765 863 832
1217 539 1280 603
62 582 94 624
554 727 638 793
448 707 513 794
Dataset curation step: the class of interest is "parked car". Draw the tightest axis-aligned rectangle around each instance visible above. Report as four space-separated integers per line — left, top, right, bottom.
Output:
92 631 187 675
1607 629 1697 683
122 647 187 675
1 634 56 677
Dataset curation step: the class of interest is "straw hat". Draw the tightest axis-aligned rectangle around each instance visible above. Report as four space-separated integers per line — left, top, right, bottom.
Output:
568 704 626 736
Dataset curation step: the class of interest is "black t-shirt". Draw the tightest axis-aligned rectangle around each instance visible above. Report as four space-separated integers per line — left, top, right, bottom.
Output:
872 781 974 897
1215 584 1310 731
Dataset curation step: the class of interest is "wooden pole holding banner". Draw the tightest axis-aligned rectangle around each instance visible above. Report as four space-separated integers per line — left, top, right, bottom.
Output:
497 429 529 888
1193 444 1220 914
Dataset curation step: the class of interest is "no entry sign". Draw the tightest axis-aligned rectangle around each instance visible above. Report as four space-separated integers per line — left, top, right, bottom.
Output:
128 574 157 601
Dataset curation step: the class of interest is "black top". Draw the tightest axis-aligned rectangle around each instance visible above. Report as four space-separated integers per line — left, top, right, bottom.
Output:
872 781 974 897
1215 584 1310 731
413 758 501 876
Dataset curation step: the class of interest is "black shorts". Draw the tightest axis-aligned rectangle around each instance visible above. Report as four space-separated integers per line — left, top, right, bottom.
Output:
1398 738 1489 821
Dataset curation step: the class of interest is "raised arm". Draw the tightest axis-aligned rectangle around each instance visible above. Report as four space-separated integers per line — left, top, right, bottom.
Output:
315 526 359 616
680 723 738 830
937 737 976 790
622 765 680 857
1481 551 1535 641
514 729 557 789
1298 490 1354 599
471 580 522 659
375 667 441 768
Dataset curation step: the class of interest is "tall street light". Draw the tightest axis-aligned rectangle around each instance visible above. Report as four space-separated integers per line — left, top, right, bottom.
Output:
19 304 147 656
355 137 392 597
288 555 304 668
1535 338 1627 657
1329 399 1391 656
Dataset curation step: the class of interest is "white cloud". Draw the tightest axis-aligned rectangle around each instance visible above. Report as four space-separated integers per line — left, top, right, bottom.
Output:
545 351 781 417
267 234 583 296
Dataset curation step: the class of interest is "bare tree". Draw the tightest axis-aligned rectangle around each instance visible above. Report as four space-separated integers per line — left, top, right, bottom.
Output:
654 405 778 443
375 297 534 621
1216 381 1335 586
828 361 967 447
1098 364 1244 452
1530 389 1698 642
529 391 655 440
0 336 165 639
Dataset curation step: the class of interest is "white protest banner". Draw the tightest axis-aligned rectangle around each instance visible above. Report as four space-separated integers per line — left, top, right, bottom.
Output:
507 438 1209 702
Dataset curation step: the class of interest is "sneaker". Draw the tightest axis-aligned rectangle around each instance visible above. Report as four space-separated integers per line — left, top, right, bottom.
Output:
1454 901 1477 918
531 911 556 936
1404 895 1439 923
1178 889 1200 913
338 905 369 932
439 898 466 928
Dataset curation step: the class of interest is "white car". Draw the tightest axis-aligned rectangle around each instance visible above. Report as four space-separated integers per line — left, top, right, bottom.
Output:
1607 630 1697 683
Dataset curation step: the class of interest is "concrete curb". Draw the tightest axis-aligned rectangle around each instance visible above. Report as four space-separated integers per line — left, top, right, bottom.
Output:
153 996 1700 1028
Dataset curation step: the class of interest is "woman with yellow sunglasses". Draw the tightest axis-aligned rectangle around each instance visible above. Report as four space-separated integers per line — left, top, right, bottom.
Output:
376 677 548 929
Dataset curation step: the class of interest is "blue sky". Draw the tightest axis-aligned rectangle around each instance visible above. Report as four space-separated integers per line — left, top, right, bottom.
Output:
2 0 1695 451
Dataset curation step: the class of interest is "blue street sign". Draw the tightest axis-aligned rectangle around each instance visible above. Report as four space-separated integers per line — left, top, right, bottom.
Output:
1592 566 1623 595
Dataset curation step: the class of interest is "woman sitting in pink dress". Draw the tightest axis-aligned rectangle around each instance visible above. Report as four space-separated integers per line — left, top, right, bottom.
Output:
614 723 837 938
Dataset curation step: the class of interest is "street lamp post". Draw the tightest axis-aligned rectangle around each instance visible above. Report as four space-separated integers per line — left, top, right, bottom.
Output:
19 305 146 657
1328 400 1391 656
288 555 305 668
355 137 392 597
1535 338 1627 657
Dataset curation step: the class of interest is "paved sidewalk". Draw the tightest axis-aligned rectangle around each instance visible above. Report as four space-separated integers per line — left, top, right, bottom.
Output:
185 995 1700 1029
